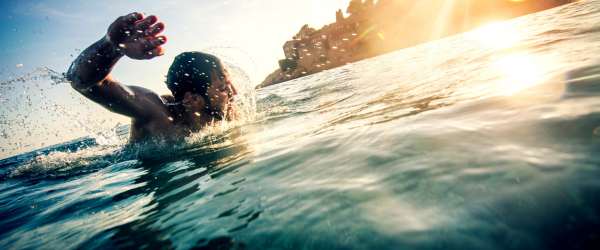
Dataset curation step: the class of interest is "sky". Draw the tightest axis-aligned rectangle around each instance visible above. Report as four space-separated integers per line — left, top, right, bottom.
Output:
1 0 350 87
0 0 351 158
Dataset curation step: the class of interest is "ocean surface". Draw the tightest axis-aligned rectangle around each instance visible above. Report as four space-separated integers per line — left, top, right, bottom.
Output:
2 1 600 249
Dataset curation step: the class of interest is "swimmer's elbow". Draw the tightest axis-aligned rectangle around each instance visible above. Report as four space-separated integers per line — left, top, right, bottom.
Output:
66 62 77 82
67 74 93 93
66 62 87 91
66 62 104 92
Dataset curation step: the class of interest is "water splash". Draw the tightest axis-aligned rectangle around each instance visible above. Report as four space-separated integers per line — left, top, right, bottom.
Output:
0 67 127 159
7 145 123 179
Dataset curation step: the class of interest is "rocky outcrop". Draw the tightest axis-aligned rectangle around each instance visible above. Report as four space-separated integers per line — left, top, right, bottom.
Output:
258 0 575 89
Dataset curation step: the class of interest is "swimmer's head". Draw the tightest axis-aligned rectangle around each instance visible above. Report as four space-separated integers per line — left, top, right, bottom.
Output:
166 51 237 117
166 51 223 101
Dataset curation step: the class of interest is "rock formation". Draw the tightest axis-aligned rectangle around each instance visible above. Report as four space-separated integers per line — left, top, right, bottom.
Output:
258 0 575 89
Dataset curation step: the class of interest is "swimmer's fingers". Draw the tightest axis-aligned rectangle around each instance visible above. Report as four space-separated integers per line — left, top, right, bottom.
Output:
144 36 167 49
141 46 165 59
122 12 143 25
135 15 158 31
145 22 165 37
108 13 144 44
137 37 165 59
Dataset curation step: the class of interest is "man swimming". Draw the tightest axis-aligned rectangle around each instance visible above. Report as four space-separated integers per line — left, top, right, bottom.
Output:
67 12 238 142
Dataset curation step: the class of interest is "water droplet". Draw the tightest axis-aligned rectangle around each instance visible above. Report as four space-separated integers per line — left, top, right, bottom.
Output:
184 73 190 77
167 117 174 121
118 43 126 48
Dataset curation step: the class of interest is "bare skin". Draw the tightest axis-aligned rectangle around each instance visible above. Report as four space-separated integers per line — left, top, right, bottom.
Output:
67 12 238 142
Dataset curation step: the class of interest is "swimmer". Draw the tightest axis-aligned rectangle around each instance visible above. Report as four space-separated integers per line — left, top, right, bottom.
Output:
67 12 238 142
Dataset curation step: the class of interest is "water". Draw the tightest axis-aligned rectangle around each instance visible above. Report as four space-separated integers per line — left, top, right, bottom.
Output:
2 1 600 249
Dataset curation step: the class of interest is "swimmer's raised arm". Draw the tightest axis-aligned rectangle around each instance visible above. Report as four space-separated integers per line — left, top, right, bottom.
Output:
67 12 167 119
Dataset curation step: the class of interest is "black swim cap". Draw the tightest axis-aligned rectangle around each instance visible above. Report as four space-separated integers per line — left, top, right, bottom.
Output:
166 51 224 101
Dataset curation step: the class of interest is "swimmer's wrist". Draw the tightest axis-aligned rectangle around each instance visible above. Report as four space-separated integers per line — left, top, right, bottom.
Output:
102 35 125 57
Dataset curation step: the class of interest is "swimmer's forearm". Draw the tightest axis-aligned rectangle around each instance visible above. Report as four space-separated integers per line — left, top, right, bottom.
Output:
67 37 123 89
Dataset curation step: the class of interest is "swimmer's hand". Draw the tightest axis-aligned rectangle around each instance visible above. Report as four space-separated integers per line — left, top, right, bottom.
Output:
106 12 167 60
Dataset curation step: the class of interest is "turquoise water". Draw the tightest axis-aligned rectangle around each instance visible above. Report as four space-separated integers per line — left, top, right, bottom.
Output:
2 1 600 249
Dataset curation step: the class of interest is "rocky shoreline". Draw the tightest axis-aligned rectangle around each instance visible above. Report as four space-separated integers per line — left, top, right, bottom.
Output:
258 0 574 89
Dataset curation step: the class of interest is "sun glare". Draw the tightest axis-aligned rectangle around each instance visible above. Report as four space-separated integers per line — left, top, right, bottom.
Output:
467 20 552 96
468 21 522 50
491 53 548 95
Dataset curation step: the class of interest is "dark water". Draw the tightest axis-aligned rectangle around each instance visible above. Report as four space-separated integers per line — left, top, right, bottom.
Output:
2 1 600 249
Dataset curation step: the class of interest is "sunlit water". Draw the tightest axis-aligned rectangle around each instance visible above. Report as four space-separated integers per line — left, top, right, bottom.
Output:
2 1 600 249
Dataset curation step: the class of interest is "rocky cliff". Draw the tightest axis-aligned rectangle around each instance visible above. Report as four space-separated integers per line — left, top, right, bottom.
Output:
258 0 574 89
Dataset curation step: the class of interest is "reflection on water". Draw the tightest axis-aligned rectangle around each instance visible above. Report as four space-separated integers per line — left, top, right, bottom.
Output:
2 1 600 249
492 53 552 95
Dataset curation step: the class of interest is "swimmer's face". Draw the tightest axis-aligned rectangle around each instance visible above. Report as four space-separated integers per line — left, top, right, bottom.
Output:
181 91 205 114
206 68 237 114
181 67 237 119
